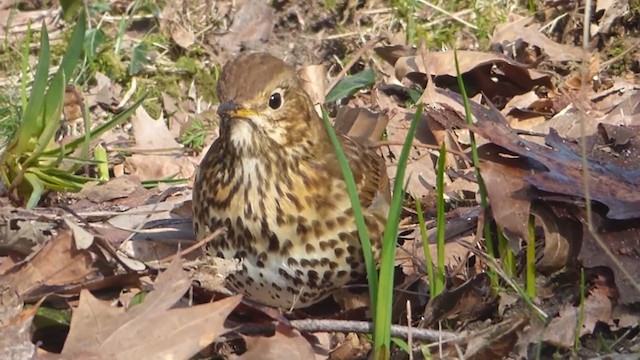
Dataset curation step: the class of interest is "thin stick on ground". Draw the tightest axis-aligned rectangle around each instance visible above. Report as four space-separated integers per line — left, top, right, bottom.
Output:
235 319 458 343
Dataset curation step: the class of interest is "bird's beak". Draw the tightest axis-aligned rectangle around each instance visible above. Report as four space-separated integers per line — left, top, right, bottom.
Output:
218 101 258 119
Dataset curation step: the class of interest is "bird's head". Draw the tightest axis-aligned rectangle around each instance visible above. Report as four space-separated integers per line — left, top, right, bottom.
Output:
216 52 322 156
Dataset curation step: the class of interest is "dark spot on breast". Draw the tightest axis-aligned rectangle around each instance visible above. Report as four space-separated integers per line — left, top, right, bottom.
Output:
305 243 316 253
297 222 311 236
300 259 310 267
268 233 280 251
287 257 298 267
337 270 348 277
320 257 330 267
311 220 323 238
325 219 336 231
334 248 345 258
308 270 319 285
319 241 329 251
280 239 293 256
336 216 349 226
323 271 332 280
347 245 357 255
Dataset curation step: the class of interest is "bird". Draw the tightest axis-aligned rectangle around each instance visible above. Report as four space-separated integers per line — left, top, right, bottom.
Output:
192 52 390 309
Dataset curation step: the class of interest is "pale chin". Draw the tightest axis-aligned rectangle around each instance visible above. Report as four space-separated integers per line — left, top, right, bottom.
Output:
229 119 255 149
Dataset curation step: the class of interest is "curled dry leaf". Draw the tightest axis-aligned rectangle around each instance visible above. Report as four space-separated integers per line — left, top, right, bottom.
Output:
433 98 640 220
62 258 241 360
388 50 551 99
0 227 98 301
491 14 584 63
333 106 388 145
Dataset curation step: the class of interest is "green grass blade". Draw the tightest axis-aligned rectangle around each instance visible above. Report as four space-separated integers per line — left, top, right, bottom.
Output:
11 22 51 155
453 50 496 286
24 172 45 209
94 144 109 181
43 95 146 156
320 106 378 314
434 142 446 295
526 215 536 297
374 103 423 360
20 21 32 111
415 196 435 296
23 73 66 168
59 10 86 83
28 167 82 191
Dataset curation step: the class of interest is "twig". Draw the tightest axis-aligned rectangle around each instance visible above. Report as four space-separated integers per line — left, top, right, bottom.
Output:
236 319 458 343
374 140 472 162
325 36 384 97
156 227 227 264
600 41 640 69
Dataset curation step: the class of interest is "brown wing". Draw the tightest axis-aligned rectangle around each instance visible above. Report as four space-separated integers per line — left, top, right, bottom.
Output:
336 134 391 216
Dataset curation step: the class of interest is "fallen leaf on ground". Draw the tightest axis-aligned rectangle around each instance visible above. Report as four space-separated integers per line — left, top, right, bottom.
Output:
62 258 241 360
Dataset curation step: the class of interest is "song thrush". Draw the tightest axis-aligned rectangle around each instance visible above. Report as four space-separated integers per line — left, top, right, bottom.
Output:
193 52 390 309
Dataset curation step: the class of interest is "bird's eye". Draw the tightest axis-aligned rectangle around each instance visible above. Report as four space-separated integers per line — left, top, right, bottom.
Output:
269 92 283 110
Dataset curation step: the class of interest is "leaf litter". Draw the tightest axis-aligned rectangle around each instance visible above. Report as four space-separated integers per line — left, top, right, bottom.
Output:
0 0 639 359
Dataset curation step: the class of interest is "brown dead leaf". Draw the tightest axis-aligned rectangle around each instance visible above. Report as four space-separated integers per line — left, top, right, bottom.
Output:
124 107 197 181
62 258 241 359
239 323 319 360
218 0 275 53
123 153 197 182
334 106 388 145
131 107 181 151
491 14 584 63
423 273 496 326
299 64 327 107
1 227 98 301
86 72 122 109
373 45 416 67
432 97 640 220
543 277 616 348
580 219 640 303
463 317 528 360
392 50 551 99
595 0 629 34
478 146 533 243
78 176 145 203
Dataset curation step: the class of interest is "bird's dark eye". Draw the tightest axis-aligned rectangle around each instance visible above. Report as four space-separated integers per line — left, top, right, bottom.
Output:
269 92 283 110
